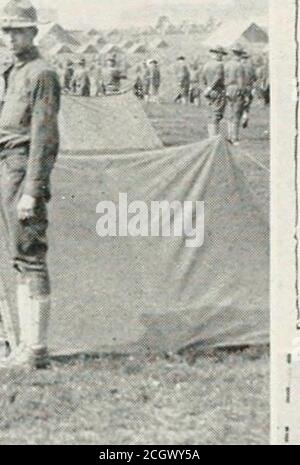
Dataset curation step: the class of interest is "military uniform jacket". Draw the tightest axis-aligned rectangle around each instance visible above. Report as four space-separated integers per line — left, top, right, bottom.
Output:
0 46 61 198
202 60 225 92
225 59 246 89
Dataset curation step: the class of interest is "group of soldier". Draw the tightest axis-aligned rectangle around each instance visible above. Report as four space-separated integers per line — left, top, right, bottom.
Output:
56 55 127 96
202 43 269 144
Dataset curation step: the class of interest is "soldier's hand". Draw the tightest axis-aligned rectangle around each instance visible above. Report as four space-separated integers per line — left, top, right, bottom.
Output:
17 195 37 221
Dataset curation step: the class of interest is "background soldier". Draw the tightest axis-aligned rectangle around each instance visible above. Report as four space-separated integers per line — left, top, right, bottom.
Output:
241 51 257 128
71 58 91 96
63 59 74 94
189 61 202 107
102 56 127 94
0 0 61 369
148 59 161 103
225 43 246 145
202 45 227 137
174 56 190 105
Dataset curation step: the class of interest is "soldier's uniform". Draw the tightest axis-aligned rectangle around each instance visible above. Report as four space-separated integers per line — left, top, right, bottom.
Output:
189 65 202 106
174 57 190 105
202 46 227 137
0 0 60 369
241 53 257 128
102 58 126 94
72 59 91 97
148 60 161 103
142 63 151 102
225 44 246 144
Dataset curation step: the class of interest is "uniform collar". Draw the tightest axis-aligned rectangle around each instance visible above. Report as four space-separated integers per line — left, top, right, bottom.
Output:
14 46 40 68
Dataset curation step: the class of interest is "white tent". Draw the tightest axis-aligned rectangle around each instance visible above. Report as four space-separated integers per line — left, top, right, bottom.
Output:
150 38 169 49
50 43 75 55
129 43 148 54
100 43 123 56
78 43 99 54
203 21 268 49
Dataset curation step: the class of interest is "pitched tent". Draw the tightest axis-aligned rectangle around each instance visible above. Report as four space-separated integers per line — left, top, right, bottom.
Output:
50 43 75 55
129 43 148 54
203 21 268 49
0 136 269 356
119 39 135 49
150 38 169 49
78 43 99 54
59 91 163 154
39 23 80 50
88 28 100 36
100 43 123 56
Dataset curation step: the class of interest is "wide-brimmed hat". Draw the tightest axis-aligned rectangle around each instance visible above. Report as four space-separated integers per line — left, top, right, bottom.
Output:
209 45 228 55
0 0 43 29
232 43 245 55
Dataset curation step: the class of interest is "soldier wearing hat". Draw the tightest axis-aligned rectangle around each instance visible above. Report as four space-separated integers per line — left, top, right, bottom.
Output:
202 45 227 137
148 59 161 103
63 59 74 94
71 57 91 96
0 0 61 369
224 43 247 145
102 55 127 94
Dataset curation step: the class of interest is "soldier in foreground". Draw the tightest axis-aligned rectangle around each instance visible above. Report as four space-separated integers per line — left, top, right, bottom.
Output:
225 44 246 145
0 0 60 369
202 45 227 137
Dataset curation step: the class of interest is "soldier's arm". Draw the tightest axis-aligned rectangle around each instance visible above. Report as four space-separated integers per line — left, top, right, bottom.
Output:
23 69 61 199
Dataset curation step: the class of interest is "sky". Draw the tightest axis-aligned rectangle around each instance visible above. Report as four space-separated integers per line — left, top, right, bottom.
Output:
0 0 268 30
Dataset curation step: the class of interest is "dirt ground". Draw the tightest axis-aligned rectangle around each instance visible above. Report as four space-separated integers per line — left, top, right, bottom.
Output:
0 99 270 445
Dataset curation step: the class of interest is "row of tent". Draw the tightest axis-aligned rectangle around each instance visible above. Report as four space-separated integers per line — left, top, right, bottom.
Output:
49 40 168 56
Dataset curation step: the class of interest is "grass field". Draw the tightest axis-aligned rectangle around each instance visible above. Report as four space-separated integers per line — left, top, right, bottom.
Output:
0 99 270 445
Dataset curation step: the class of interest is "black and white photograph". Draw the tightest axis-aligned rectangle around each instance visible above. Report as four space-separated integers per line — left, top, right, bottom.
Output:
0 0 273 446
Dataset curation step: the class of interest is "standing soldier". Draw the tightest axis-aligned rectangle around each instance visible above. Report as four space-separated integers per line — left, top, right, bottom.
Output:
174 56 190 105
148 59 161 103
202 45 227 137
102 56 127 94
134 65 144 100
241 51 257 128
71 58 91 97
63 59 74 94
0 0 60 369
225 44 246 145
142 61 151 103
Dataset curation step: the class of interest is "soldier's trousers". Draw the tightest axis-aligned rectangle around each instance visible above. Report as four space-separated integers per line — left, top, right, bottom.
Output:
207 94 226 124
0 145 50 298
227 95 245 123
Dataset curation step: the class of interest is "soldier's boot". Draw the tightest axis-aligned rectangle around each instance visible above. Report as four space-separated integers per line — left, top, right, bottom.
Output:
0 284 32 368
28 295 51 369
0 291 50 370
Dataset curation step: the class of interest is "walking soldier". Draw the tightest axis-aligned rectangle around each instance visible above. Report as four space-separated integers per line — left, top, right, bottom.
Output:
225 44 246 145
241 51 257 128
202 45 227 137
0 0 60 369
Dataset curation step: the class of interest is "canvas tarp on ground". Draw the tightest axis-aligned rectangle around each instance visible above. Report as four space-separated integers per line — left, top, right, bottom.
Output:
59 93 163 154
60 92 162 153
0 136 269 356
